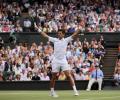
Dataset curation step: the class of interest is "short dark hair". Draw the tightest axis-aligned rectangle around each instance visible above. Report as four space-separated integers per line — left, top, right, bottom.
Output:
95 65 99 68
58 29 66 34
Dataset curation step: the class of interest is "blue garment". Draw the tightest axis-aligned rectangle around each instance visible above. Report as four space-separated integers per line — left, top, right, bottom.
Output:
67 28 75 33
91 69 104 79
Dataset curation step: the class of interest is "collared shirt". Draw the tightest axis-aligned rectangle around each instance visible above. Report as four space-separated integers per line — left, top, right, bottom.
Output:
91 69 104 79
49 36 73 60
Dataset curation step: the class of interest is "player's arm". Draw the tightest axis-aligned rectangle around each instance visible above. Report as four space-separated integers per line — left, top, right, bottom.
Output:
71 28 80 39
34 23 49 39
41 31 49 39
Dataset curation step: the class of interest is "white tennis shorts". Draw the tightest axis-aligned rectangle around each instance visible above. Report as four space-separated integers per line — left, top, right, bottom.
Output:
51 58 70 72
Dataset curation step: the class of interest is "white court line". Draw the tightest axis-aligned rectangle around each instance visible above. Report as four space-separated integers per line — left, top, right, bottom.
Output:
81 96 120 100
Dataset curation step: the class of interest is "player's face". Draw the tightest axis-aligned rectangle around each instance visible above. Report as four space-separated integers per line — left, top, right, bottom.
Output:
57 31 64 39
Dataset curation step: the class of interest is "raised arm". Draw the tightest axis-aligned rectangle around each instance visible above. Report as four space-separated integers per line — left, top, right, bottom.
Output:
34 23 49 39
71 28 80 39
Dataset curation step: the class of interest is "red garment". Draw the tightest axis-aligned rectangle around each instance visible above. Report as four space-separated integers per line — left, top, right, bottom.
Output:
89 67 95 73
2 25 10 32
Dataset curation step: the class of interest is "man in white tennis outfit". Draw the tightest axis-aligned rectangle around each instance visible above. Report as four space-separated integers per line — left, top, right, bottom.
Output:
35 24 80 97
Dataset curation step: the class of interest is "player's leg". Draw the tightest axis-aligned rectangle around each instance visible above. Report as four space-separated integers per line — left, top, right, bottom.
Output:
97 78 103 90
50 73 58 89
61 61 79 96
64 70 79 96
50 60 60 97
86 78 95 91
50 72 58 97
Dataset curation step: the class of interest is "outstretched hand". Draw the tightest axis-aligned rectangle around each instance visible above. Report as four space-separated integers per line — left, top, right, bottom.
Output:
34 23 41 32
34 22 49 38
71 27 80 39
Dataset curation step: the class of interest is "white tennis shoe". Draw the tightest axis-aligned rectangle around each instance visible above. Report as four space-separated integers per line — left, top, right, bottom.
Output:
74 91 79 96
49 91 59 98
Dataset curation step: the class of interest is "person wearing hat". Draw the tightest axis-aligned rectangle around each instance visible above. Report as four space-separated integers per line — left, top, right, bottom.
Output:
86 65 104 91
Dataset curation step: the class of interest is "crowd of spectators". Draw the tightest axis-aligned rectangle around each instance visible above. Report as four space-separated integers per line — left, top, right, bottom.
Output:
0 0 119 81
0 36 105 81
0 1 22 32
0 0 120 33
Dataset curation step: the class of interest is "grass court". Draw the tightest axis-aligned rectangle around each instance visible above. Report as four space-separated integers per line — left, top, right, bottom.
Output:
0 90 120 100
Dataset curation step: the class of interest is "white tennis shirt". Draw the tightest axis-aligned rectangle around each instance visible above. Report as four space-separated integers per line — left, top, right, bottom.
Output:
49 36 73 60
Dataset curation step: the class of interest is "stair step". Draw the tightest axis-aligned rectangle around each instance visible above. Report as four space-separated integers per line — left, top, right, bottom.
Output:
105 52 118 54
106 48 118 50
103 61 116 63
104 72 114 74
104 58 117 59
106 50 118 52
103 70 114 73
106 49 118 51
103 59 116 61
103 65 115 67
102 47 118 79
104 57 117 58
103 72 114 74
106 52 118 54
104 74 113 76
104 73 113 76
103 71 114 73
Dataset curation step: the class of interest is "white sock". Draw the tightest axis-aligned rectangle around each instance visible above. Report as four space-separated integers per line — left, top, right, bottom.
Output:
50 88 55 92
72 85 77 92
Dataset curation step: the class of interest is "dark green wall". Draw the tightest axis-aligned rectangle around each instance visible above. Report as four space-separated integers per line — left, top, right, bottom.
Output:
0 80 114 90
0 32 120 47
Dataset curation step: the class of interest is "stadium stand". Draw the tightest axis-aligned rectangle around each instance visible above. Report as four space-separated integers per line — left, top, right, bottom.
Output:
0 0 120 90
0 0 120 33
0 35 105 81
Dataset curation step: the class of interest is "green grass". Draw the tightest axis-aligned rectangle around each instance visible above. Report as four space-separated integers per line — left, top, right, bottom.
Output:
0 90 120 100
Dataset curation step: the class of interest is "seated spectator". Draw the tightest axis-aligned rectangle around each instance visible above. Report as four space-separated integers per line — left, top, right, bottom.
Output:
8 73 14 81
2 24 10 32
23 18 32 32
26 71 33 81
114 59 120 74
15 74 21 81
114 69 120 86
86 65 104 91
74 71 85 80
14 23 23 32
40 71 50 81
0 71 3 81
67 23 76 33
32 72 40 81
0 59 5 73
58 71 66 80
20 69 28 81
